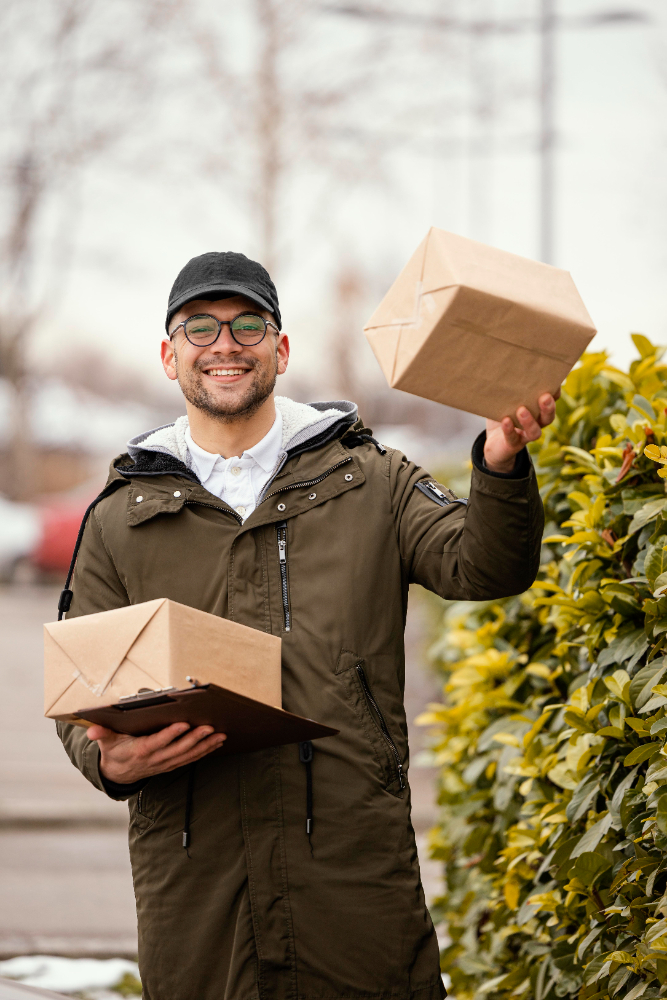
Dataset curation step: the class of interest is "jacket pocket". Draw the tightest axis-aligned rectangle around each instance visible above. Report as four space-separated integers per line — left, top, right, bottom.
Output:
336 650 405 796
129 783 155 832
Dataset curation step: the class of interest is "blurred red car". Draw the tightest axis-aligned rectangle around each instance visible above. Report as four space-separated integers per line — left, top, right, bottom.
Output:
31 496 94 575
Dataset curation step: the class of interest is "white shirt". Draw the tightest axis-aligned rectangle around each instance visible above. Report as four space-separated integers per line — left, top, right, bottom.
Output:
184 410 284 522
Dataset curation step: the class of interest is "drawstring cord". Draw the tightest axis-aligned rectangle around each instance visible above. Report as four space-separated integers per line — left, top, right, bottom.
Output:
298 741 314 854
343 432 387 456
57 478 129 619
184 749 312 857
183 762 197 856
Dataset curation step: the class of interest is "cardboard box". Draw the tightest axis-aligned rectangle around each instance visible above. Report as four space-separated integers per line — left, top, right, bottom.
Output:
44 598 282 725
363 227 596 423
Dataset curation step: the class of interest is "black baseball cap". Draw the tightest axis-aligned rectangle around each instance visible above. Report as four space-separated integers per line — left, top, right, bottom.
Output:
166 251 282 332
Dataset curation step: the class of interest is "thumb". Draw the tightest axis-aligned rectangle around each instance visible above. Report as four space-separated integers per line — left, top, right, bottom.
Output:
87 724 120 742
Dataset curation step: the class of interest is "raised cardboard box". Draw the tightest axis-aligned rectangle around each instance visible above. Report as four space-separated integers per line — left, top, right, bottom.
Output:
44 598 282 725
364 227 596 423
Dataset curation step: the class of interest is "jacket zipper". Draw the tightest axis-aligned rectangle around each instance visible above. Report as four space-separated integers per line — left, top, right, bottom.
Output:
260 458 352 506
276 521 291 632
356 663 405 790
137 789 144 814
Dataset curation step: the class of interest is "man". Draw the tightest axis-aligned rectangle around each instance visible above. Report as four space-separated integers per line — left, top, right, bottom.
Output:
58 251 555 1000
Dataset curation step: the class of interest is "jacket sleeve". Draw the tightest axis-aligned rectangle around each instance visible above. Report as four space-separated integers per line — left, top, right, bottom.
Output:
392 431 544 601
55 499 138 801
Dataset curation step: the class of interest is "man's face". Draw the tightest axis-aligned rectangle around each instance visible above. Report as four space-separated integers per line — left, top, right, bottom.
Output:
161 295 289 421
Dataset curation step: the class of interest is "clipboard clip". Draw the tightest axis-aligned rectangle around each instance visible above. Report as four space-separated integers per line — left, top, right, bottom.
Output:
117 686 178 703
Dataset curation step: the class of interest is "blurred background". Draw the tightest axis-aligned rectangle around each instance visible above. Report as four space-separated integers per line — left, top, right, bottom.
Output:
0 0 665 994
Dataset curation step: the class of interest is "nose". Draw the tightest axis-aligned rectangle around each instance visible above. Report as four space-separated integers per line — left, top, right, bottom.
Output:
210 325 242 354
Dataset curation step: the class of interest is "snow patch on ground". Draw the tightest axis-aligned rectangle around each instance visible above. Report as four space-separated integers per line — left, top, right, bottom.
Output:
0 956 140 995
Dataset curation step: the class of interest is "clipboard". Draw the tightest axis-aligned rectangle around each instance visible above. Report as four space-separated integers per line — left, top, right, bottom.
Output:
73 683 339 755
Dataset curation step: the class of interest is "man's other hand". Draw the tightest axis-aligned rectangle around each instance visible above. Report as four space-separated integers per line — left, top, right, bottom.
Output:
484 391 560 474
87 722 227 785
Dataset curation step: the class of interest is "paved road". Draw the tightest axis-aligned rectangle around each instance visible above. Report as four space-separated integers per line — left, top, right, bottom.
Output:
0 585 443 958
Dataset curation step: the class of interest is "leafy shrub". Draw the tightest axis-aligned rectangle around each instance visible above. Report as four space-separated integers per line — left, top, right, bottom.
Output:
111 971 143 996
421 338 667 1000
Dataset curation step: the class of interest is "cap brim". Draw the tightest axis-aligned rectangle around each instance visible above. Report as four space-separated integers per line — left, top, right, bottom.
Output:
166 283 279 331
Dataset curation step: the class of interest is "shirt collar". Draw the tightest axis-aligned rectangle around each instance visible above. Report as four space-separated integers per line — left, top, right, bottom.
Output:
244 408 283 472
184 408 283 478
184 429 218 481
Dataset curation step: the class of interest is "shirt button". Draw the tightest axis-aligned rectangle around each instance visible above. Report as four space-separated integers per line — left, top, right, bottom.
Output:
231 467 241 476
136 496 143 503
236 506 246 516
173 491 181 498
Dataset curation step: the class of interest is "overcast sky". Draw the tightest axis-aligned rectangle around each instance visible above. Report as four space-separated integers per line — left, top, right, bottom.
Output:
33 0 667 402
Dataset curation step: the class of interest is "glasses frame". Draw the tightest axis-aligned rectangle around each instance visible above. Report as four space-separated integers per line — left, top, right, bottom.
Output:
169 312 279 348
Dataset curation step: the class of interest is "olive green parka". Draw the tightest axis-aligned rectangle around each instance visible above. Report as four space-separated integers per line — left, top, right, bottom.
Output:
57 397 543 1000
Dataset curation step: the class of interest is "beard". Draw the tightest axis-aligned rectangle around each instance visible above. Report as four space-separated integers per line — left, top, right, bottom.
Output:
174 348 278 422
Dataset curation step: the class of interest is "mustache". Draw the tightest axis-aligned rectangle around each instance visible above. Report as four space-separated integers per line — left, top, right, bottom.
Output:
192 355 260 372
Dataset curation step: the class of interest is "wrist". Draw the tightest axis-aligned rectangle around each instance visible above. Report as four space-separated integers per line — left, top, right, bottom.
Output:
483 451 518 475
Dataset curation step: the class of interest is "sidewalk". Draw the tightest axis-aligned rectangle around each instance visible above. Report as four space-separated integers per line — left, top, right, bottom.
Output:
0 584 443 958
0 587 127 829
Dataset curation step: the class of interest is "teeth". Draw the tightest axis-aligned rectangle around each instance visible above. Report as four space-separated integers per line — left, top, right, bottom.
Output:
207 369 246 376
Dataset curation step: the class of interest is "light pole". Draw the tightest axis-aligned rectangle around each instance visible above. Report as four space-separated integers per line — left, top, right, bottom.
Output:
540 0 556 264
321 3 650 263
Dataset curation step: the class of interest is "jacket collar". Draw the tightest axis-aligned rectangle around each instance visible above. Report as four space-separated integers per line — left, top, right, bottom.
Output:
121 436 366 530
124 397 358 474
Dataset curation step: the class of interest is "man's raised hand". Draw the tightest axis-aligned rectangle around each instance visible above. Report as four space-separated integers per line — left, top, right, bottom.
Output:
483 390 560 475
87 722 227 785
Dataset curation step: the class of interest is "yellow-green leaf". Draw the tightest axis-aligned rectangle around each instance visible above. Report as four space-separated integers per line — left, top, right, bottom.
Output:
624 743 662 765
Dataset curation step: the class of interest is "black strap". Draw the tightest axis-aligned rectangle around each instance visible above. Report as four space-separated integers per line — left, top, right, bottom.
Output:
57 478 129 620
298 740 314 853
182 761 197 854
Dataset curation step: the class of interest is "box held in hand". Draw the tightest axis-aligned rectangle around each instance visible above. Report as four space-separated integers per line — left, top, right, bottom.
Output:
44 599 338 752
363 227 596 423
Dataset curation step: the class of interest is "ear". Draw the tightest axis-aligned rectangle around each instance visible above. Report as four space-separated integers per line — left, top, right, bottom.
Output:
276 332 289 376
161 337 178 381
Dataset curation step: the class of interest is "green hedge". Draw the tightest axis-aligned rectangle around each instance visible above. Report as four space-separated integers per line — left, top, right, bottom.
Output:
421 337 667 1000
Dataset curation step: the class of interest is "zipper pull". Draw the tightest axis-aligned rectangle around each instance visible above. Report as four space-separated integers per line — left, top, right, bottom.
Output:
397 761 405 791
278 538 286 563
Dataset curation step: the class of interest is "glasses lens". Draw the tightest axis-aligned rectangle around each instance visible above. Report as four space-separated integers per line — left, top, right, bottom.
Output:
231 314 266 344
185 316 219 345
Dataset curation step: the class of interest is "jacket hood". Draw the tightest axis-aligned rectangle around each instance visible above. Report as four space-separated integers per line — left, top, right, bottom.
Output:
126 397 359 471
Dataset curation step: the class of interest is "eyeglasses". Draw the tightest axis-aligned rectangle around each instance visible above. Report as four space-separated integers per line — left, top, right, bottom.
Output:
170 312 279 348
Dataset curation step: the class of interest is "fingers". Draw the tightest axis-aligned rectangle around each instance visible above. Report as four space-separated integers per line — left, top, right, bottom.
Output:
515 407 543 442
152 725 217 758
141 722 192 753
484 391 558 474
163 732 227 771
143 725 226 767
499 416 524 448
92 723 226 764
536 392 557 427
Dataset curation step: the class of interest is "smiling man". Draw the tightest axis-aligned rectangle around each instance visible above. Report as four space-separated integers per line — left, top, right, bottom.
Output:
57 251 555 1000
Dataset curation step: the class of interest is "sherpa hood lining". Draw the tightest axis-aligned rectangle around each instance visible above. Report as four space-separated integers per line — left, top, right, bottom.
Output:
126 397 358 467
